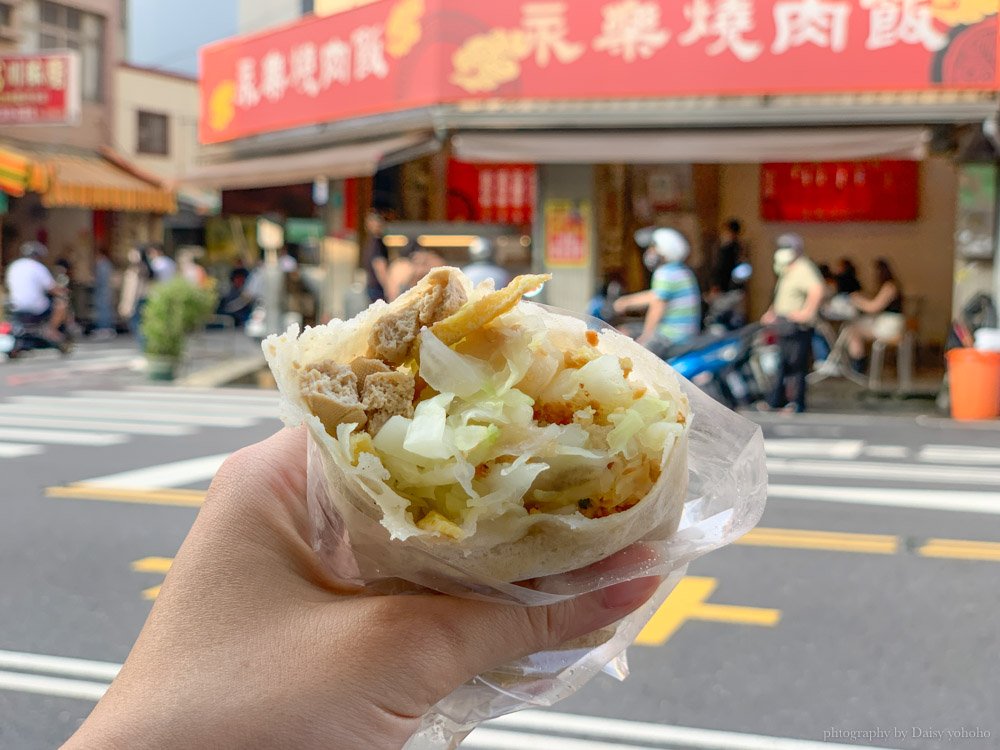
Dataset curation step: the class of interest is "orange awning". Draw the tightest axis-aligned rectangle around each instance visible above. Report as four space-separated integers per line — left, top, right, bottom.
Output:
41 152 176 213
0 145 51 197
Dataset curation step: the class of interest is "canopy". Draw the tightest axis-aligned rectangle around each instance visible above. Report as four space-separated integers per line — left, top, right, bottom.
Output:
451 127 931 164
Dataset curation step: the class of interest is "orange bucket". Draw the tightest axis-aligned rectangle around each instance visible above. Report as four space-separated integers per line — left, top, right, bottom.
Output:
947 348 1000 421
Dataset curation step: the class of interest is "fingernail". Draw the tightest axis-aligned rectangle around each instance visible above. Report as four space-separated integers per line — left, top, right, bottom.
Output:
601 576 660 610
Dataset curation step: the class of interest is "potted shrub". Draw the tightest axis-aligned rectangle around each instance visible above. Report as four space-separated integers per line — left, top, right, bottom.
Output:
141 277 218 381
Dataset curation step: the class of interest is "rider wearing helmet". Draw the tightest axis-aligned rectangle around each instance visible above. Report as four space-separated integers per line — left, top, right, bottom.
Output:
4 241 69 342
462 236 512 290
614 228 701 358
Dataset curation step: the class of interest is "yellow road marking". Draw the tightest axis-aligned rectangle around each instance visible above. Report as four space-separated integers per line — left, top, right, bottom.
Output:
131 557 173 574
919 539 1000 562
132 558 174 600
736 527 899 555
635 577 781 647
141 585 162 601
46 484 206 507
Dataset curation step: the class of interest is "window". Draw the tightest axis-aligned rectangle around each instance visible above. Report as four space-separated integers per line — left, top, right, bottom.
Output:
302 0 314 13
0 4 13 27
137 111 169 156
25 2 105 102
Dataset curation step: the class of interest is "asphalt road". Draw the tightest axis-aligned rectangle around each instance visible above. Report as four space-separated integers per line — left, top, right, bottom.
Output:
2 344 1000 750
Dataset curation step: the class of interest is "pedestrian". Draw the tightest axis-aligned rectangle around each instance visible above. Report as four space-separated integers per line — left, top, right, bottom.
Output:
834 258 862 295
362 210 390 304
119 246 154 349
759 233 826 414
845 258 905 373
92 247 116 340
709 218 744 295
147 244 177 283
178 248 207 287
613 228 701 359
462 237 512 290
60 428 659 750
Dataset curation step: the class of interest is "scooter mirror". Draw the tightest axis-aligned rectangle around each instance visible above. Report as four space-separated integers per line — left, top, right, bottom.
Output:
732 263 753 282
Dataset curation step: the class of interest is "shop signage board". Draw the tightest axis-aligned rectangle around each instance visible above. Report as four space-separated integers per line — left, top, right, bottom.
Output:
201 1 1000 144
544 199 592 269
447 160 536 225
0 52 81 126
761 160 920 222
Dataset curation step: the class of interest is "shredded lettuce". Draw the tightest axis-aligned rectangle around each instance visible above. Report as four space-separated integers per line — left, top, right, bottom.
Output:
420 331 493 398
403 393 455 460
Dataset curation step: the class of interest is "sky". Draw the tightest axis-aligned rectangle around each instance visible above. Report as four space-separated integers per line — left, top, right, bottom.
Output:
126 0 239 77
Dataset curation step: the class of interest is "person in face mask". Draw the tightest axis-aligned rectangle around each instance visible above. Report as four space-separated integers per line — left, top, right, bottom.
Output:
760 233 825 413
614 228 701 358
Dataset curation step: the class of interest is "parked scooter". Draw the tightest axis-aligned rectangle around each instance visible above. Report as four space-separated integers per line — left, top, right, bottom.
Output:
0 304 73 359
666 323 763 409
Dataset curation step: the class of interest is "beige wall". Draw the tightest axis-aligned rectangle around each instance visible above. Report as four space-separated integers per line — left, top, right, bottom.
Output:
114 66 199 181
720 158 957 347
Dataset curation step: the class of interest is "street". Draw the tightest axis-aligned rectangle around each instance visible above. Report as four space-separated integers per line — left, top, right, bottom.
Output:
2 349 1000 750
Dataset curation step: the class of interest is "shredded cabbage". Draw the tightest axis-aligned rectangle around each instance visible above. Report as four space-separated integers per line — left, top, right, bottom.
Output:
346 307 683 536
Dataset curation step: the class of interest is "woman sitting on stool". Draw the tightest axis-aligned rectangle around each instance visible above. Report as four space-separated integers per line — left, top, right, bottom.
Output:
846 258 904 373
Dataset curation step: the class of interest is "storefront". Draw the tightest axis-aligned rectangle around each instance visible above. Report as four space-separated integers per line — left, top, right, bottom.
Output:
192 0 1000 349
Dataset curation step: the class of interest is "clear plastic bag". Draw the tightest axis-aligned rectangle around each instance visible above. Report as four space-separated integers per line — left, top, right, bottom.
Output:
305 337 767 750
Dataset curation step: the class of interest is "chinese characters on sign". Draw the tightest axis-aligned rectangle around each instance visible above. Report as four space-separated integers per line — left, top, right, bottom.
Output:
447 160 536 225
0 52 80 126
201 0 999 143
544 199 592 269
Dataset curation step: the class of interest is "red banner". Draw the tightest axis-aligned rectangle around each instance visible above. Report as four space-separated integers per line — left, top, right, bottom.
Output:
761 160 920 222
447 160 536 225
201 1 1000 144
0 52 81 126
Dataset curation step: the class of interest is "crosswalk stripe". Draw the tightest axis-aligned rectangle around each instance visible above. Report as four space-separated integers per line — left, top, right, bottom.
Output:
0 427 127 447
0 404 259 427
485 711 885 750
10 395 278 418
77 453 231 489
0 650 120 682
125 385 278 400
918 445 1000 464
0 414 194 436
769 484 1000 515
0 670 109 703
0 442 44 458
767 458 1000 487
74 389 280 405
764 439 864 459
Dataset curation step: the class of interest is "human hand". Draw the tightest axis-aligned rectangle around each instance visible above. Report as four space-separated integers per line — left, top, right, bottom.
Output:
761 310 777 326
64 429 660 750
613 297 627 314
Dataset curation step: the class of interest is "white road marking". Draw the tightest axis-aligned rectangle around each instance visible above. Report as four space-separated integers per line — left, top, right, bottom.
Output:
10 395 277 418
0 670 109 703
0 414 194 436
78 453 231 489
0 426 126 447
126 385 277 399
474 711 885 750
767 458 1000 487
919 445 1000 464
863 445 910 459
764 439 864 459
769 484 1000 515
0 404 257 427
74 388 279 405
0 442 44 458
0 650 120 682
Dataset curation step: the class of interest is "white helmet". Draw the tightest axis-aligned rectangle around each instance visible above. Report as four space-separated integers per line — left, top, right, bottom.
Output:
650 228 690 264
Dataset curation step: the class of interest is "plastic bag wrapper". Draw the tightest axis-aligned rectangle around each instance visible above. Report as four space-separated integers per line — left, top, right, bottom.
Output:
304 317 767 750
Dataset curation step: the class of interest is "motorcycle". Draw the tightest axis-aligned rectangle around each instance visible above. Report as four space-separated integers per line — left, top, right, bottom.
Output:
665 323 763 409
0 304 73 359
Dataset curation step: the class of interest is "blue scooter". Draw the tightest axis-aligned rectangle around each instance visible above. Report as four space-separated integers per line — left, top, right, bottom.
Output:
666 323 762 409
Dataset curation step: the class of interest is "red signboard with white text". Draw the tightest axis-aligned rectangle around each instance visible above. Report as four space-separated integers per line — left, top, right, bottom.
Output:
201 0 1000 144
447 160 536 225
0 52 81 126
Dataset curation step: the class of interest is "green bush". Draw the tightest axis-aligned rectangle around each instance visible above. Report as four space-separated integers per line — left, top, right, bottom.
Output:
141 277 218 360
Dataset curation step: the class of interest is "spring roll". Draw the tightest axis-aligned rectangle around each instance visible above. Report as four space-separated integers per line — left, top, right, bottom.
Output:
265 267 689 582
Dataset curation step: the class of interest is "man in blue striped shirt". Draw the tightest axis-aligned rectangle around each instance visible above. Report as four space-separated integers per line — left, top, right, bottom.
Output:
614 228 701 358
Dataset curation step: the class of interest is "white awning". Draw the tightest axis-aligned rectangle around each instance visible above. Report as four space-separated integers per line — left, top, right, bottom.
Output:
452 127 931 164
183 134 429 189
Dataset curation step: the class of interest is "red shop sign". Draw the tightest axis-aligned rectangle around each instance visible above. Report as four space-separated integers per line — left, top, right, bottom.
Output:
0 52 81 126
201 1 1000 144
447 160 536 225
761 160 920 222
